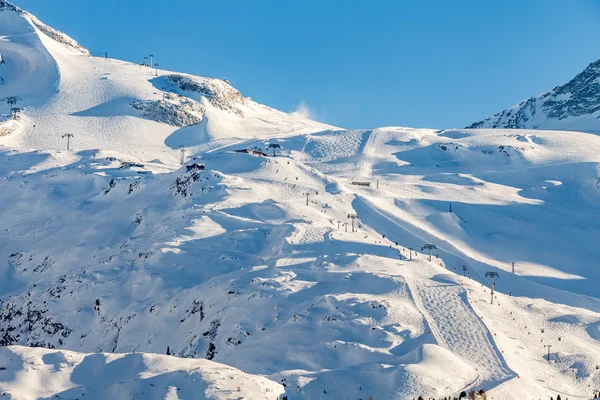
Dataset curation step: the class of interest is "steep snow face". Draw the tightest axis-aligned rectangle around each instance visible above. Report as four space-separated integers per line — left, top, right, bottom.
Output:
0 4 59 103
26 13 90 56
468 59 600 132
0 346 284 399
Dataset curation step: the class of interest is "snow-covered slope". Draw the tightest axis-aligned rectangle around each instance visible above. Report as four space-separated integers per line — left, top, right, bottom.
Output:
0 346 284 399
2 127 600 399
2 2 600 399
0 0 332 163
468 59 600 132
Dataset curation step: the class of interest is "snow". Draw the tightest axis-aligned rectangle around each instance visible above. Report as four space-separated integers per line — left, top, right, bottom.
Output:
0 1 333 165
0 346 284 399
468 59 600 132
1 2 600 399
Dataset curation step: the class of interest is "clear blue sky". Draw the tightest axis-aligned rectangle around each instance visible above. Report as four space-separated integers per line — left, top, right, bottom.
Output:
12 0 600 129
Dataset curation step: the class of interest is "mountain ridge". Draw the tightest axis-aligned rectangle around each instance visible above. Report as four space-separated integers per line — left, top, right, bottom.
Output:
467 58 600 131
0 0 89 54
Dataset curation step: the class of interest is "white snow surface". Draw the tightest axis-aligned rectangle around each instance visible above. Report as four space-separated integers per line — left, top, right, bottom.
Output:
2 2 600 399
0 346 284 399
0 1 333 164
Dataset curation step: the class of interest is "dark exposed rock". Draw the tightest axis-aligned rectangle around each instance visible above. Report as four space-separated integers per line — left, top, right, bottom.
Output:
205 342 216 360
0 1 20 12
164 75 245 116
202 319 220 341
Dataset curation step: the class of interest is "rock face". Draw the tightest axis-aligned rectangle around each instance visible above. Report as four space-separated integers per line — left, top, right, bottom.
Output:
130 98 204 127
468 59 600 131
162 74 246 116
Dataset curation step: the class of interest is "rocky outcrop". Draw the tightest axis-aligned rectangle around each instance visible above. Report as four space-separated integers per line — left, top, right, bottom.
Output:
468 59 600 130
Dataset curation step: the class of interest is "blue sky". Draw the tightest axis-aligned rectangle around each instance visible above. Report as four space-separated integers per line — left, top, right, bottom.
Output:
12 0 600 129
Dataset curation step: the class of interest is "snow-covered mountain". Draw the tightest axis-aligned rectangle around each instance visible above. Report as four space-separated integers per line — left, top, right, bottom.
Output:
2 1 600 399
0 0 332 162
467 59 600 132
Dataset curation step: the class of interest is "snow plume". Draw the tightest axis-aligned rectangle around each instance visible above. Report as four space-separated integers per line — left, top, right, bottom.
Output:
291 100 316 120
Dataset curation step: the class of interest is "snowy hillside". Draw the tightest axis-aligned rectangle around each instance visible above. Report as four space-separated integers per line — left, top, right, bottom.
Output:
0 346 284 399
2 128 600 399
2 1 600 399
468 59 600 132
0 0 332 163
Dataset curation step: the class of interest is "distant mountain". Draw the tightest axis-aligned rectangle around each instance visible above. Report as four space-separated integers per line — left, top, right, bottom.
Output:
467 59 600 131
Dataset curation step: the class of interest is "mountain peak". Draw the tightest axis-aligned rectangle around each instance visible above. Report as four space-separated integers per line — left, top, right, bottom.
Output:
467 57 600 131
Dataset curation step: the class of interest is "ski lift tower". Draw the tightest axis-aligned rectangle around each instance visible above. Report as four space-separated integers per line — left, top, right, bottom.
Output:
485 271 499 304
62 133 74 150
268 143 281 157
10 107 20 120
179 144 185 166
347 214 359 232
422 243 437 262
544 344 552 362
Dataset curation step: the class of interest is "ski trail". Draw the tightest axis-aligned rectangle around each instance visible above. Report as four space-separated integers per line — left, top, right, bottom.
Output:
357 129 375 178
409 276 514 387
352 192 516 390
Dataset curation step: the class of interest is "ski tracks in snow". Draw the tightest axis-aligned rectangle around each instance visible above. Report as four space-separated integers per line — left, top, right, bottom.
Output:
407 273 515 389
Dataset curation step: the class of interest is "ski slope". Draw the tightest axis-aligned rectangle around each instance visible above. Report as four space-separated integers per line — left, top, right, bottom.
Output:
2 1 600 399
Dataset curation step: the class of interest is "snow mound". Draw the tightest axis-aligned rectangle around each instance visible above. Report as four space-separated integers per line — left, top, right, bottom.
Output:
0 346 284 400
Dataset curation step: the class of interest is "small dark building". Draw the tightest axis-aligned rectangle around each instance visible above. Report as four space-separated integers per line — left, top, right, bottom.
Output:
351 181 371 187
120 162 144 169
234 148 269 157
186 163 205 171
